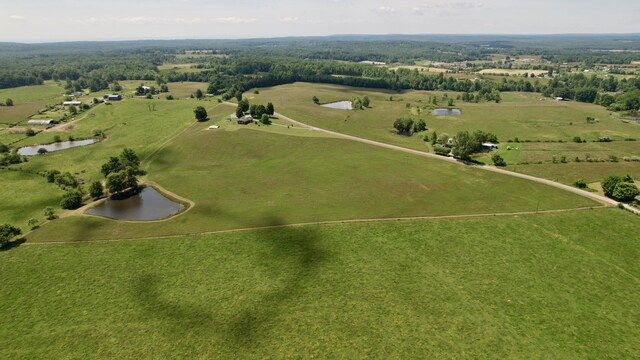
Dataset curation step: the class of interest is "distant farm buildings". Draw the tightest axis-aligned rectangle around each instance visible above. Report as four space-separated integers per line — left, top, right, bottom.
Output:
27 119 57 126
103 94 122 101
482 143 499 150
237 115 254 125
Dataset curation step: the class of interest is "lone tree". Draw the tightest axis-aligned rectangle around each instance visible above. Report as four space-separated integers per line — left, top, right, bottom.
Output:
194 106 208 121
312 96 320 104
492 154 507 167
266 102 274 115
393 117 414 136
5 98 13 106
362 96 370 108
60 190 83 210
195 89 203 99
89 181 104 199
0 224 21 248
451 131 476 161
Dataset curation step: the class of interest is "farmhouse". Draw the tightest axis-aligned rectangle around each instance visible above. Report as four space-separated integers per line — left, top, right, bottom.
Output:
27 119 57 126
237 115 254 125
62 101 82 106
104 94 122 101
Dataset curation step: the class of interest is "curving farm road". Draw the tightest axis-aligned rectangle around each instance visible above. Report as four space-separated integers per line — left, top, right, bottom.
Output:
273 111 640 215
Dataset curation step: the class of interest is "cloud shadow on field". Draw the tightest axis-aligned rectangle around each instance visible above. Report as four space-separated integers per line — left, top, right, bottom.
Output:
226 215 328 346
129 214 329 349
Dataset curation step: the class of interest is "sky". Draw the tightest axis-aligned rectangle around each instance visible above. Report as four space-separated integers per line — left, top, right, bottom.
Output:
1 0 639 42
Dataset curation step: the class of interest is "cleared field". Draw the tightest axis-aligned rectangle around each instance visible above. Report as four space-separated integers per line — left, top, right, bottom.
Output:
10 98 209 181
3 209 640 358
507 162 640 184
478 69 548 76
26 107 597 243
0 170 64 232
0 81 65 124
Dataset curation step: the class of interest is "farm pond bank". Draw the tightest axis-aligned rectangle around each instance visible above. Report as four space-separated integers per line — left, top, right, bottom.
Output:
17 139 96 156
85 186 185 221
432 108 461 116
321 101 353 110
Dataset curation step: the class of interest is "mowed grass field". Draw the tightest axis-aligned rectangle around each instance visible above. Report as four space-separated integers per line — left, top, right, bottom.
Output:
115 81 209 99
0 81 65 125
2 209 640 358
26 103 598 243
251 83 640 146
0 170 64 231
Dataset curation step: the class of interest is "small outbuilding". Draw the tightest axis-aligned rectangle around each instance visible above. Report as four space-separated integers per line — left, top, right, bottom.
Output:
104 94 122 101
27 119 57 126
237 115 254 125
63 101 82 106
208 125 220 129
482 143 499 149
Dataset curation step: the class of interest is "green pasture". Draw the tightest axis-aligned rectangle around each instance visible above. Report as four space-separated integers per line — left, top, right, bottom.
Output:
507 162 640 185
0 81 65 124
0 170 64 231
3 209 640 358
27 112 597 243
251 83 640 149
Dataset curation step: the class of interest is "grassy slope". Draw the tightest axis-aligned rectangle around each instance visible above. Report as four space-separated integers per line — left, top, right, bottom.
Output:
2 209 639 358
11 98 214 181
27 108 597 243
0 170 64 231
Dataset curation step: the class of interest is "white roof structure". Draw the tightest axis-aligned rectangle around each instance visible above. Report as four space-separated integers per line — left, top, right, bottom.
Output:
63 101 82 106
27 119 55 125
208 125 220 129
482 143 498 148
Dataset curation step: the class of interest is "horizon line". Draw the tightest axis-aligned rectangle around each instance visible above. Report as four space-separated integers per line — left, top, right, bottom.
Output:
2 32 640 45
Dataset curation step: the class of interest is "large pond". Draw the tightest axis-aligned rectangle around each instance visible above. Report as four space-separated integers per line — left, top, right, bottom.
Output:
432 108 461 116
17 139 96 156
321 101 353 110
85 187 185 221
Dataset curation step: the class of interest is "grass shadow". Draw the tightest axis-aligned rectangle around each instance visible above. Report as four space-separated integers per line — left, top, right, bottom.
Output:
0 237 26 251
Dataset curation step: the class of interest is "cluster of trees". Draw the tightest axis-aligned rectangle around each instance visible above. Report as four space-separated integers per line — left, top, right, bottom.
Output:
0 144 24 166
101 148 143 195
235 99 274 124
602 174 639 202
544 73 640 111
351 96 370 110
0 223 21 248
43 170 84 209
393 117 426 136
450 130 499 161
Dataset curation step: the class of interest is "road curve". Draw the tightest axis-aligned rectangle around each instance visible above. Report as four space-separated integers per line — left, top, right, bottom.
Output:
273 111 640 215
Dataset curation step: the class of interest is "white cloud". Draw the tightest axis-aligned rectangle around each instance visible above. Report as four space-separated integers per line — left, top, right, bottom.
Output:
213 17 257 24
9 15 25 20
412 1 485 15
377 6 396 14
282 17 299 23
76 16 256 25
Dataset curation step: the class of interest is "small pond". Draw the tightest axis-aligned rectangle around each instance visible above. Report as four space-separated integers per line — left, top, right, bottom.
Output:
85 187 185 221
432 108 461 116
321 101 353 110
17 139 96 156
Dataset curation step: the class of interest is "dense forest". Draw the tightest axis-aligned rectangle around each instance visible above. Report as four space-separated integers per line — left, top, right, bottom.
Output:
1 35 639 111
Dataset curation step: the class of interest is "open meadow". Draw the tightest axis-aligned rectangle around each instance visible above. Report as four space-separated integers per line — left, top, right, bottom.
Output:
26 102 597 242
2 209 640 358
